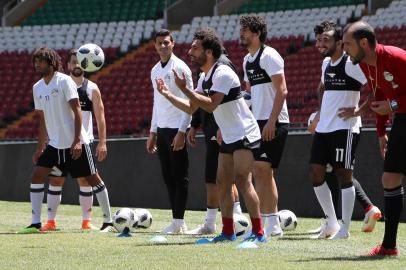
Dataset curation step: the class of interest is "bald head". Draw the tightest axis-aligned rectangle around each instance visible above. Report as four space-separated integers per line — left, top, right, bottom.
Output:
343 20 377 48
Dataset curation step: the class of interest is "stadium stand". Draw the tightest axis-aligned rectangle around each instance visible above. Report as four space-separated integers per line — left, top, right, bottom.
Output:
2 0 406 139
22 0 166 25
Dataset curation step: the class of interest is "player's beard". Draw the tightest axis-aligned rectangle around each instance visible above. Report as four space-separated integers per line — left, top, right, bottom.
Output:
350 45 365 65
71 67 84 77
239 37 250 48
320 44 336 58
190 53 206 68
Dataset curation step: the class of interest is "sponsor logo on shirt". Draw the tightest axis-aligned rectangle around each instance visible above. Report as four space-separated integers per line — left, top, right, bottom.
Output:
384 71 399 89
51 89 59 96
326 73 336 78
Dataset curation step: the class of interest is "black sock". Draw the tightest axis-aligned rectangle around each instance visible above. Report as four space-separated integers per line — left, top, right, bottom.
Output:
353 178 372 210
382 185 404 249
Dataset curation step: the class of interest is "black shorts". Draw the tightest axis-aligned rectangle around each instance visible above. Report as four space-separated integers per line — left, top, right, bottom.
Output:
37 144 97 178
384 113 406 175
219 137 261 154
310 129 360 170
253 120 289 168
205 135 219 184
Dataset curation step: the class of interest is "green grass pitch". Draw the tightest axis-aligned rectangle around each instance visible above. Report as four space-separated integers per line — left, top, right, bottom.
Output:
0 200 404 270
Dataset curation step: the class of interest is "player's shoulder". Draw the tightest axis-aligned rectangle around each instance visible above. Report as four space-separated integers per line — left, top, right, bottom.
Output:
33 79 43 90
262 46 282 58
55 72 71 81
87 79 99 90
380 44 406 59
322 56 331 64
151 61 161 73
171 54 191 71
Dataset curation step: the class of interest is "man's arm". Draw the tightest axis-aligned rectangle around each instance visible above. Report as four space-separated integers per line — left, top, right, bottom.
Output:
68 98 83 159
32 110 48 164
92 88 107 161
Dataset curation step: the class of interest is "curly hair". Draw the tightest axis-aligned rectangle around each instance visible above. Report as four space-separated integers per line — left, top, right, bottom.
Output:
193 27 223 59
314 21 342 42
239 15 267 43
32 47 64 72
67 48 77 64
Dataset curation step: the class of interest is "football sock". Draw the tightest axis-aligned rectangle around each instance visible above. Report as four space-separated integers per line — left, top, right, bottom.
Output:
222 217 234 236
30 183 45 224
341 185 355 231
251 217 264 236
233 201 242 214
382 185 404 249
205 207 217 227
47 185 62 221
92 182 112 223
79 186 93 221
314 181 337 225
352 178 372 211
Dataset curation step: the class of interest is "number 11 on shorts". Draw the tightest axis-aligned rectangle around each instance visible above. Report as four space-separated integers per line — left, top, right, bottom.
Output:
335 148 344 162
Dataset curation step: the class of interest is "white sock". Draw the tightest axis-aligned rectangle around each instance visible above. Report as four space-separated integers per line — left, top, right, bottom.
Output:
233 201 242 214
92 182 112 223
79 186 93 221
47 185 62 221
173 218 184 227
341 186 355 231
205 208 217 227
30 183 45 224
314 182 337 225
260 213 269 228
268 213 281 230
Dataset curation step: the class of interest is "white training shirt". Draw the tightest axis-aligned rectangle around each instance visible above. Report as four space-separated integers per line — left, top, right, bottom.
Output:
196 64 261 144
77 79 98 141
150 54 192 133
317 55 367 134
33 72 90 149
243 46 290 123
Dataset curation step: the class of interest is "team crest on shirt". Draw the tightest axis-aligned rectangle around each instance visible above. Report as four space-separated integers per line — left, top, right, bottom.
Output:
384 71 399 89
51 88 59 96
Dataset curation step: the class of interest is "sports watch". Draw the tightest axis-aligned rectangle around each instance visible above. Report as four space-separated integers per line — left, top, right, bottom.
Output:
389 99 398 112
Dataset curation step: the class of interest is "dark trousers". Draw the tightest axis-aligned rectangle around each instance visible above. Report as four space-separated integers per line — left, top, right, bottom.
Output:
156 128 189 219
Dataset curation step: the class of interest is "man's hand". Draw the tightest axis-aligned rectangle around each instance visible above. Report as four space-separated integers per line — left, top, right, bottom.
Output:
32 148 44 164
378 135 388 158
172 69 187 92
370 100 391 115
338 107 358 120
156 78 171 98
308 111 320 134
95 142 107 162
147 133 157 154
262 120 276 141
187 127 197 147
70 139 82 160
216 129 222 145
172 131 186 151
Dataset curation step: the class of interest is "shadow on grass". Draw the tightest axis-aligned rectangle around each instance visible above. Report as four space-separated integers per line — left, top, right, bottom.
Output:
290 256 396 262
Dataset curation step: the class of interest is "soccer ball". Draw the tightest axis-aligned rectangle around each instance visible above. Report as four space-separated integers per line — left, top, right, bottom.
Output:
134 208 153 229
77 43 105 72
113 208 137 233
278 209 298 231
233 213 251 237
241 91 252 108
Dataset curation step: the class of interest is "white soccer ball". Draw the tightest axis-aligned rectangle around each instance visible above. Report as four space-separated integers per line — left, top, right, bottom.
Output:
77 43 105 72
233 213 251 237
113 208 137 233
134 208 153 229
278 209 298 231
241 91 252 108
